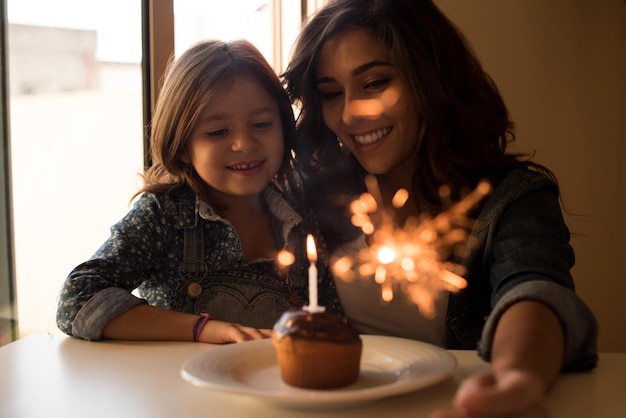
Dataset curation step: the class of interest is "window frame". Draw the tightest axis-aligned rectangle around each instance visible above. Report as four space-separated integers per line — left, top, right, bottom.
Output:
0 0 19 345
142 0 173 169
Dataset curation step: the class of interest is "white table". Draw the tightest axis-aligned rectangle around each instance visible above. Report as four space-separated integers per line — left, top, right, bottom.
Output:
0 335 624 418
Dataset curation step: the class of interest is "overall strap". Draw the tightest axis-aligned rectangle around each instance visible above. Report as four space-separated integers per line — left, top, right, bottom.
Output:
178 222 208 299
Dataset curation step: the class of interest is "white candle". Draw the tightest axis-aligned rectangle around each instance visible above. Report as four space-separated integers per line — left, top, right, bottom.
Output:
304 234 325 313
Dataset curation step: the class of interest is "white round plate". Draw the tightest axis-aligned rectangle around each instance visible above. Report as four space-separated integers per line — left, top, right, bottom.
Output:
181 335 456 409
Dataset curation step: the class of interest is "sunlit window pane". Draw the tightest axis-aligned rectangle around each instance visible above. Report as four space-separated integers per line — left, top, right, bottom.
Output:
173 0 301 72
7 0 144 337
174 0 273 63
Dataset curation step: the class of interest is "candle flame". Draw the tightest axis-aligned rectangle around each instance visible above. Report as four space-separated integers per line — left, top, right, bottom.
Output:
306 234 317 262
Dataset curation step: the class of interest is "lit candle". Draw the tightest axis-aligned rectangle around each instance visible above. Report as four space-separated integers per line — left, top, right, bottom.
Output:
304 234 325 313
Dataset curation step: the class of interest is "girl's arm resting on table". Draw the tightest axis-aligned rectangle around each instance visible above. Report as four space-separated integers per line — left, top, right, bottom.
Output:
61 287 147 340
102 303 270 343
64 286 270 343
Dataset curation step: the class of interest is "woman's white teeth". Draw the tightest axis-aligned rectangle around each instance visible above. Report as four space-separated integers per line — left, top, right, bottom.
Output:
231 161 261 170
353 127 391 144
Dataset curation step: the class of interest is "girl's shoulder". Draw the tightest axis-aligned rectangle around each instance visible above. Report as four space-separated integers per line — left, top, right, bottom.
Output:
131 186 197 227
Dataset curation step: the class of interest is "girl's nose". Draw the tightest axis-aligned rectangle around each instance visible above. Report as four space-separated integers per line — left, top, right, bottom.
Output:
231 130 258 153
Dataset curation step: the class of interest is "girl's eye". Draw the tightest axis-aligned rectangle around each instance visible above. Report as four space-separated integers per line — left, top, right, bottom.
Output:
253 121 273 130
206 128 228 138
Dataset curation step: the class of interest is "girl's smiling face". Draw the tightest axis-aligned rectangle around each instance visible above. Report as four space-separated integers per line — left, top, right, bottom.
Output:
185 76 284 206
316 29 422 179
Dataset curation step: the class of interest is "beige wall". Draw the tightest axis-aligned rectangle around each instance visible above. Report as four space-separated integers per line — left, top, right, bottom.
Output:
436 0 626 352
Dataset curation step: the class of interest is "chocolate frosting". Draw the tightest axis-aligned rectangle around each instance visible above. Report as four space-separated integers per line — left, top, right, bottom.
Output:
272 310 361 343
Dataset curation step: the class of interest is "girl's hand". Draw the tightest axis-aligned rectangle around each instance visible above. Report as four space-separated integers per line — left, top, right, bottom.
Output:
198 319 272 344
430 368 550 418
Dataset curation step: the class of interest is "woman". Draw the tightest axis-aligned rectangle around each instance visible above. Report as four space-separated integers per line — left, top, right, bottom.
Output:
282 0 598 416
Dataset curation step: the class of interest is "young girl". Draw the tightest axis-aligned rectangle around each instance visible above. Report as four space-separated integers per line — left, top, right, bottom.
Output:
56 39 341 344
282 0 598 417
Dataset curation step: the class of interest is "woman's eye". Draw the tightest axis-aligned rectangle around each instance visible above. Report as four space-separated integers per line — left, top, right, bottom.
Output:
365 78 390 90
320 90 342 101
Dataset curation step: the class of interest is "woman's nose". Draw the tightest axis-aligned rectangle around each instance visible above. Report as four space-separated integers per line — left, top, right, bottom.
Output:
342 97 383 125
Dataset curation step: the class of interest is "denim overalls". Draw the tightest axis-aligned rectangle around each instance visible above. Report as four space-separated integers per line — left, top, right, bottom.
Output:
171 208 310 328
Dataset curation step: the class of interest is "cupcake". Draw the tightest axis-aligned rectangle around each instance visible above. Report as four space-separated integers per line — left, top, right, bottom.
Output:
271 309 362 389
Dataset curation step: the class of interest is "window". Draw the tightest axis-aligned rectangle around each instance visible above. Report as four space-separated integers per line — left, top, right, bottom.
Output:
172 0 301 73
6 0 144 338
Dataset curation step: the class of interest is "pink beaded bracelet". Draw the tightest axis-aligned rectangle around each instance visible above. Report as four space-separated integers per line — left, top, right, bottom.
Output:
193 313 211 342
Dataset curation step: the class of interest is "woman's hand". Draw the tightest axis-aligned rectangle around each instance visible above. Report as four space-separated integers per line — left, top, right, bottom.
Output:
430 367 550 418
198 319 272 344
431 300 563 418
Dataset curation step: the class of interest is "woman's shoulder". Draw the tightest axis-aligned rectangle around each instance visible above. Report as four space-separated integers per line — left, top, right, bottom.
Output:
500 166 558 191
472 168 560 228
487 167 558 206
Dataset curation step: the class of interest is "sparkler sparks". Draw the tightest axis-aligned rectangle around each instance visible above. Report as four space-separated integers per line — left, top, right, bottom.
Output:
332 175 491 318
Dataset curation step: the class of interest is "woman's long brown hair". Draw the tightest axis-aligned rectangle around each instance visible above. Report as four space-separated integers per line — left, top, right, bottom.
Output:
282 0 556 247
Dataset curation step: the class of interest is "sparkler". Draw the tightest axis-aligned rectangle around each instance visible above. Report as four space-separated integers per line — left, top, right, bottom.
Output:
332 175 491 318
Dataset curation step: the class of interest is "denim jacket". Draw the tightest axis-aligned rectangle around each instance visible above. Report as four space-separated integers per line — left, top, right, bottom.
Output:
449 168 598 371
56 184 342 340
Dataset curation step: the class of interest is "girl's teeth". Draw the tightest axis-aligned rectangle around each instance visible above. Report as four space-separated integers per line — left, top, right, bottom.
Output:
231 161 261 170
353 127 391 144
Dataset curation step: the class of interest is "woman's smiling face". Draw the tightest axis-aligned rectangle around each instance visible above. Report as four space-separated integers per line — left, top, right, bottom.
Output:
316 29 422 177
